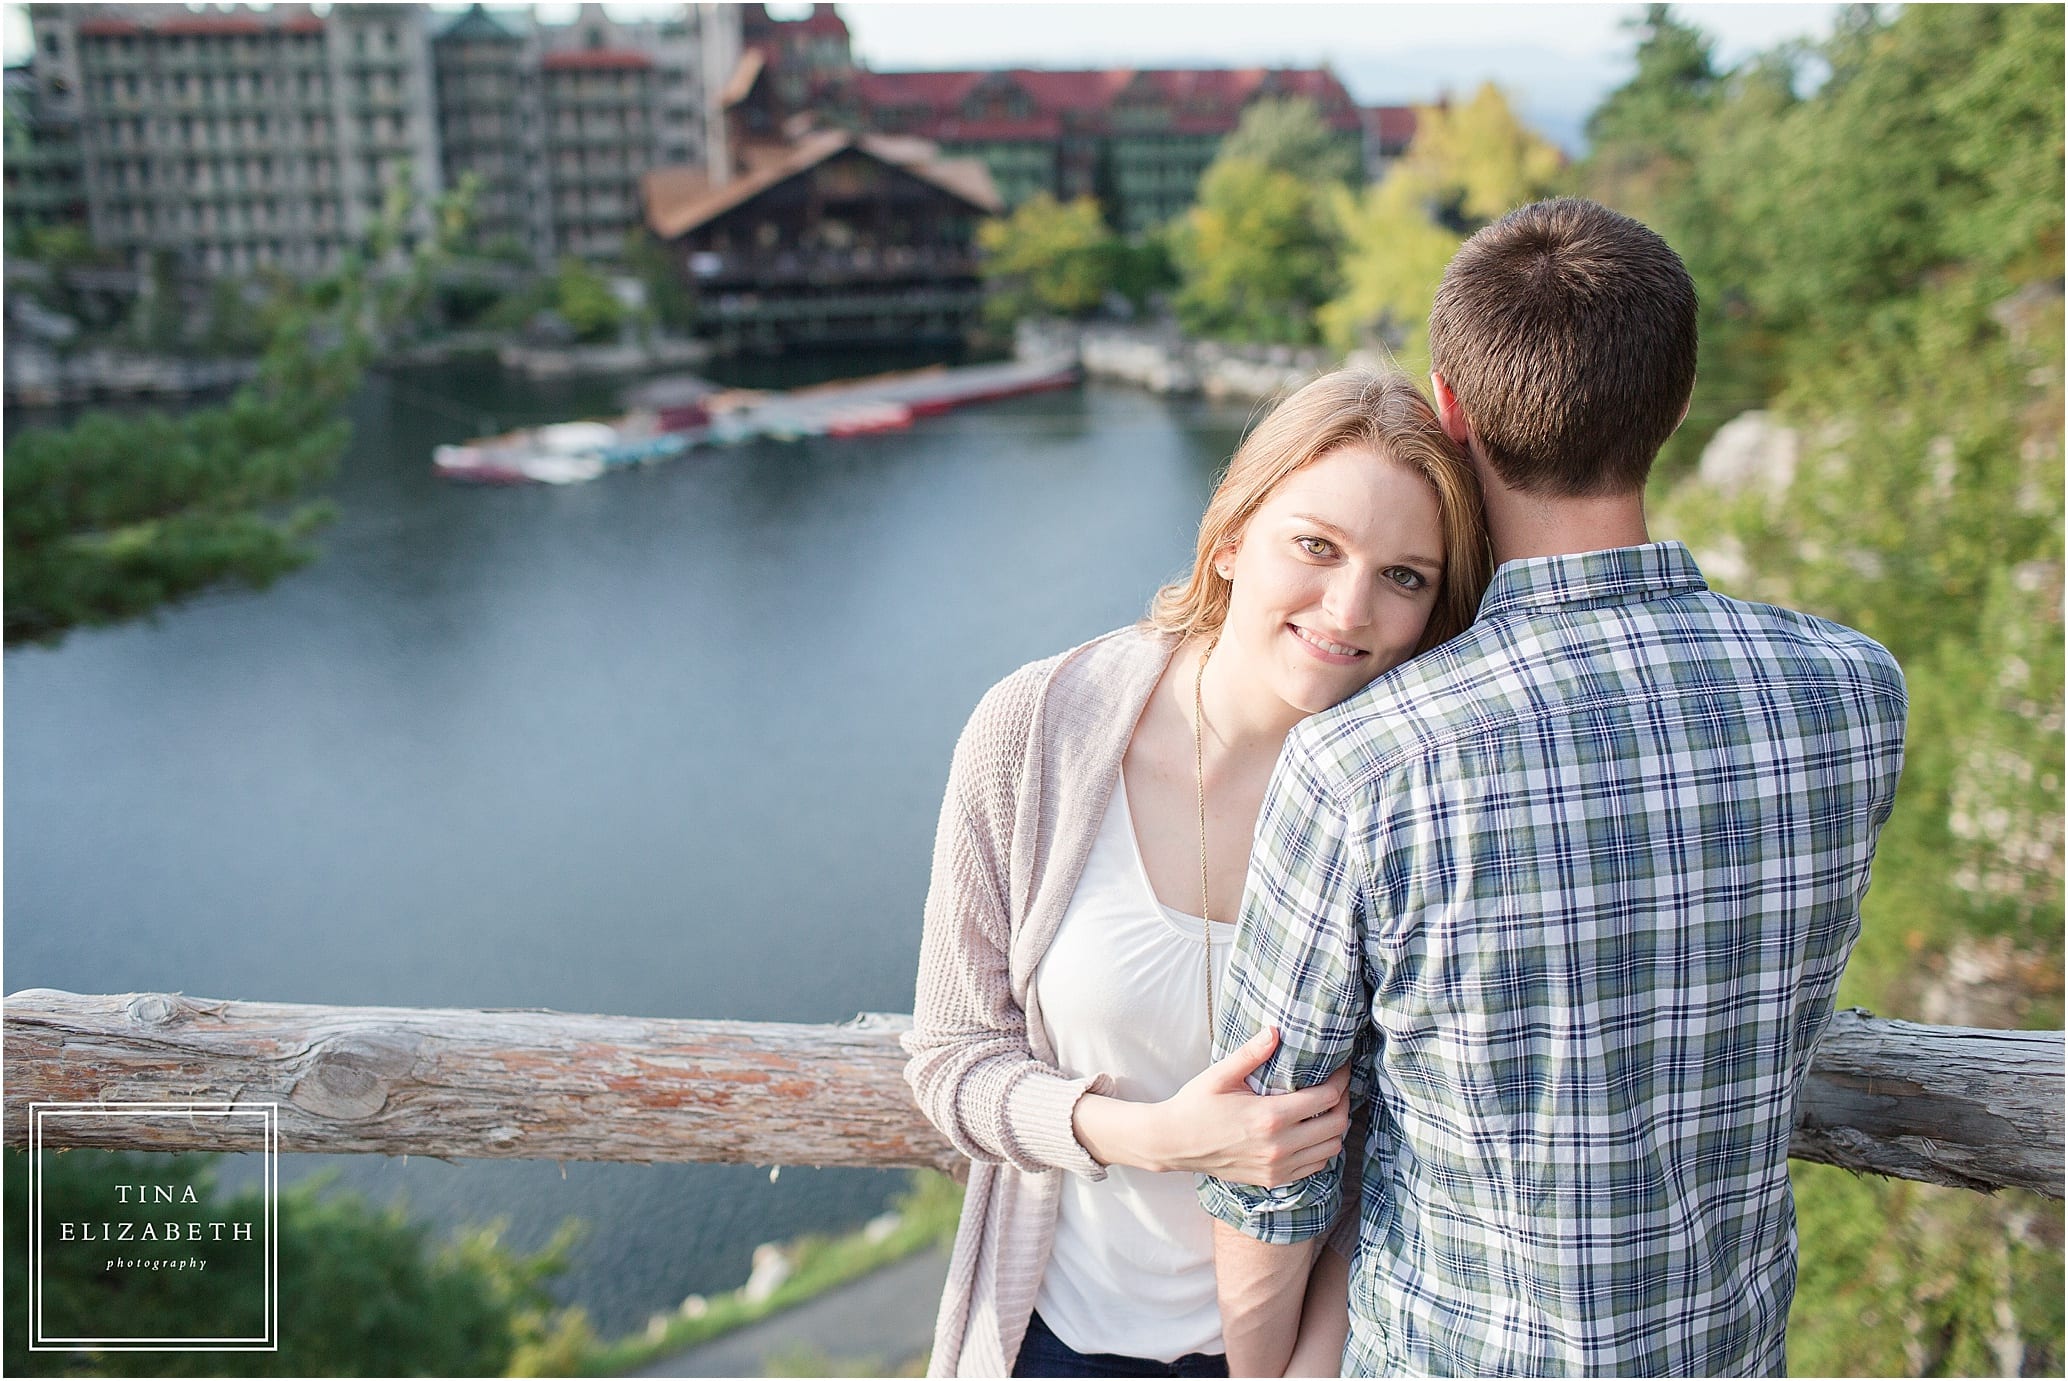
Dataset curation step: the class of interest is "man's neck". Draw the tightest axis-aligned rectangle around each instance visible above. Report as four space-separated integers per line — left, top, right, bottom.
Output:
1478 469 1652 566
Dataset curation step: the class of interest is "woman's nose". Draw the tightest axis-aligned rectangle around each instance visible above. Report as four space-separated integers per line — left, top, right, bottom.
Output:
1321 571 1375 631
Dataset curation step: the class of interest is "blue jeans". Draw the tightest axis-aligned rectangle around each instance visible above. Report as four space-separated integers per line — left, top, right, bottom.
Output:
1011 1311 1231 1378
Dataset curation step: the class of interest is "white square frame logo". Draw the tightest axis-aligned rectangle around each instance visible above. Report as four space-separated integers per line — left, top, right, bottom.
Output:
29 1102 279 1352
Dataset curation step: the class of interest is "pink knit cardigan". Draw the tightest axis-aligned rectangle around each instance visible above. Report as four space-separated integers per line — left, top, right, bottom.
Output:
903 624 1179 1376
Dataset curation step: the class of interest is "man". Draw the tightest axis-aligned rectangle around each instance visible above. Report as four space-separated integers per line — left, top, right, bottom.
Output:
1197 198 1908 1377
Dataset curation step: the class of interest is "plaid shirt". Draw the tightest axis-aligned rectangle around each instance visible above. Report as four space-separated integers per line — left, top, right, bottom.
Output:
1198 542 1907 1377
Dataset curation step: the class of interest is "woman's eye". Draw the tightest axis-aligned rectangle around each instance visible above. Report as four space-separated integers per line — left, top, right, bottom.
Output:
1296 536 1334 557
1388 566 1429 591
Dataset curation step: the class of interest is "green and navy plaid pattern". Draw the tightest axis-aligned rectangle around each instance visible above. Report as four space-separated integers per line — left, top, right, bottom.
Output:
1198 542 1907 1378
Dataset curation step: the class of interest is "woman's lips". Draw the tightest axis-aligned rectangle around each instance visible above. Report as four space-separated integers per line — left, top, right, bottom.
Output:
1289 624 1366 664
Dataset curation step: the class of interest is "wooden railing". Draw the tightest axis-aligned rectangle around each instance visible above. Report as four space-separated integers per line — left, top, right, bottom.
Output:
4 990 2061 1200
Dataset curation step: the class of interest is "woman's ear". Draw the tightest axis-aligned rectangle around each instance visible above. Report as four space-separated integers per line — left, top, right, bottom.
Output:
1213 539 1238 581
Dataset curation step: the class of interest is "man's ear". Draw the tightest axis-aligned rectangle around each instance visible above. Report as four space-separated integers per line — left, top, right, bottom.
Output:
1673 387 1694 434
1430 371 1473 448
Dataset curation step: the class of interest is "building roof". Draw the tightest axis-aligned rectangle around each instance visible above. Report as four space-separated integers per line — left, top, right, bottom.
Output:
540 48 655 73
157 15 269 37
77 10 325 38
834 66 1364 136
798 4 850 38
720 47 766 108
644 129 1001 240
1360 105 1419 152
439 4 521 44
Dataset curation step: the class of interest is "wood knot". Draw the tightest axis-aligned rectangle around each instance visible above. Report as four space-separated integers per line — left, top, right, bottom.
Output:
126 993 194 1028
289 1032 423 1122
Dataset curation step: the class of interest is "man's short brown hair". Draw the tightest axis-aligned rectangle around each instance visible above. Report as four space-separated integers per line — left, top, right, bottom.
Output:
1429 197 1697 497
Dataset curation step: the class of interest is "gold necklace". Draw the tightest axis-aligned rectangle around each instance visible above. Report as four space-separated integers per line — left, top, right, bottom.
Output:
1192 635 1219 1058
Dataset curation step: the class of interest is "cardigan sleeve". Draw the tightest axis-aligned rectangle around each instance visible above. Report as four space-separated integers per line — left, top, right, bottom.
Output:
902 663 1115 1181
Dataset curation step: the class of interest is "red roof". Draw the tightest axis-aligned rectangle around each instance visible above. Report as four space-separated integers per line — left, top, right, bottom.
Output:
1008 69 1133 111
842 66 1362 137
851 70 988 108
79 8 324 40
541 49 655 72
800 4 849 37
157 16 268 36
1360 106 1418 151
926 117 1067 142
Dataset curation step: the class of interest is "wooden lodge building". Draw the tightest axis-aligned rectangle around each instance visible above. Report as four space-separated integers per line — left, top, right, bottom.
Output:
641 127 1000 353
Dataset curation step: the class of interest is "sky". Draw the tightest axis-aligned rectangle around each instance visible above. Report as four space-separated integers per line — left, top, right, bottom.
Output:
3 2 1849 152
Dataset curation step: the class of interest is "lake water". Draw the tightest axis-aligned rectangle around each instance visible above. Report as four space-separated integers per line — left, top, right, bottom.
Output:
3 355 1258 1336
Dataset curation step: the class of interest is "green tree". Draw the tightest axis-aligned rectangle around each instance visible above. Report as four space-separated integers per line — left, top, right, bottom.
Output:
1319 84 1567 361
1171 157 1339 344
551 257 626 343
1618 5 2066 1370
3 1148 590 1377
977 193 1119 325
623 229 696 333
4 186 470 650
1584 4 1719 162
1215 96 1361 187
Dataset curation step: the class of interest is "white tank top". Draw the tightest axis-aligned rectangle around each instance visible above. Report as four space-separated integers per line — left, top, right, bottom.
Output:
1032 774 1237 1362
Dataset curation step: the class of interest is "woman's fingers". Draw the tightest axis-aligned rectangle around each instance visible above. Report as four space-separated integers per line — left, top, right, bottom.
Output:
1263 1149 1341 1188
1271 1072 1351 1124
1200 1026 1281 1090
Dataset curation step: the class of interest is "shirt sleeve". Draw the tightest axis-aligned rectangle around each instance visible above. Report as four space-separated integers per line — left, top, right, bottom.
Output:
1196 734 1370 1244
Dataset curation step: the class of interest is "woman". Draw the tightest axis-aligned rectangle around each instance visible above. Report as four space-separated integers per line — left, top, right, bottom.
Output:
905 370 1491 1378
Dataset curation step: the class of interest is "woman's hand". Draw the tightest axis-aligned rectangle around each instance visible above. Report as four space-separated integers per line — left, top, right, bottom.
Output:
1072 1027 1351 1185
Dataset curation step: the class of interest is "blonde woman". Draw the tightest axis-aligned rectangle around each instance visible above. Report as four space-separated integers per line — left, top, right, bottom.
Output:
905 371 1492 1378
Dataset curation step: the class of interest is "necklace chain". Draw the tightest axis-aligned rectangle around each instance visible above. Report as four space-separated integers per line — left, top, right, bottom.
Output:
1193 635 1219 1057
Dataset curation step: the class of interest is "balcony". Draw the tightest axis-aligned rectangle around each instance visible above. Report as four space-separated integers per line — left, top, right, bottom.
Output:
686 246 982 290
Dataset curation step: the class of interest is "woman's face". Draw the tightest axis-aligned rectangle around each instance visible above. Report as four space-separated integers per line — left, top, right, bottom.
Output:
1216 442 1445 720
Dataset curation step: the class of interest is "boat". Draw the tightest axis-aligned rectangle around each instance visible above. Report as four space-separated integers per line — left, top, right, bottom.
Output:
431 356 1080 484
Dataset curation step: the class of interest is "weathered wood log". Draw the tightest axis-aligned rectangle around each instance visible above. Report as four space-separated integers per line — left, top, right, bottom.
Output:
4 990 2060 1198
3 989 959 1174
1789 1008 2063 1196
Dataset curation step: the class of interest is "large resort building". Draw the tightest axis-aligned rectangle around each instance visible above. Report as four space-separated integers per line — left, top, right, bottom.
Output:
16 1 736 275
824 67 1371 235
718 7 1404 236
24 2 446 276
432 3 736 263
12 0 1419 353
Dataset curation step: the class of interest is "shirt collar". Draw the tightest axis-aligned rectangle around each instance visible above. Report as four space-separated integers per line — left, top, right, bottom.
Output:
1475 541 1709 622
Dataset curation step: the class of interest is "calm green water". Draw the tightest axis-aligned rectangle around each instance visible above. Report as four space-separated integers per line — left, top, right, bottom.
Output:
4 354 1257 1336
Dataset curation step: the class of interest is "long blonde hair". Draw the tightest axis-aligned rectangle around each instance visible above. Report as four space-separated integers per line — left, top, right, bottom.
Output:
1146 369 1490 656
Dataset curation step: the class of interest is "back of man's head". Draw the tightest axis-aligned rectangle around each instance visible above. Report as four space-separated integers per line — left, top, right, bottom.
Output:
1429 197 1697 498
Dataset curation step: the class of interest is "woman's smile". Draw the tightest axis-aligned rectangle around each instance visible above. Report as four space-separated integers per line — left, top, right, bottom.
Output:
1287 624 1367 664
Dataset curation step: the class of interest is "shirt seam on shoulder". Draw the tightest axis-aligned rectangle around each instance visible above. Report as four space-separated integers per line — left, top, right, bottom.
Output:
1342 673 1909 791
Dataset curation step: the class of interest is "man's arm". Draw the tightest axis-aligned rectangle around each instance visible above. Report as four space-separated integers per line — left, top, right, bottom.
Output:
1285 1239 1354 1377
1212 1221 1321 1377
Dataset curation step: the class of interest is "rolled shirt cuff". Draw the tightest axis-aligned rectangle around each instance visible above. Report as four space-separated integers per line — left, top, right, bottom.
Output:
1196 1162 1340 1244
